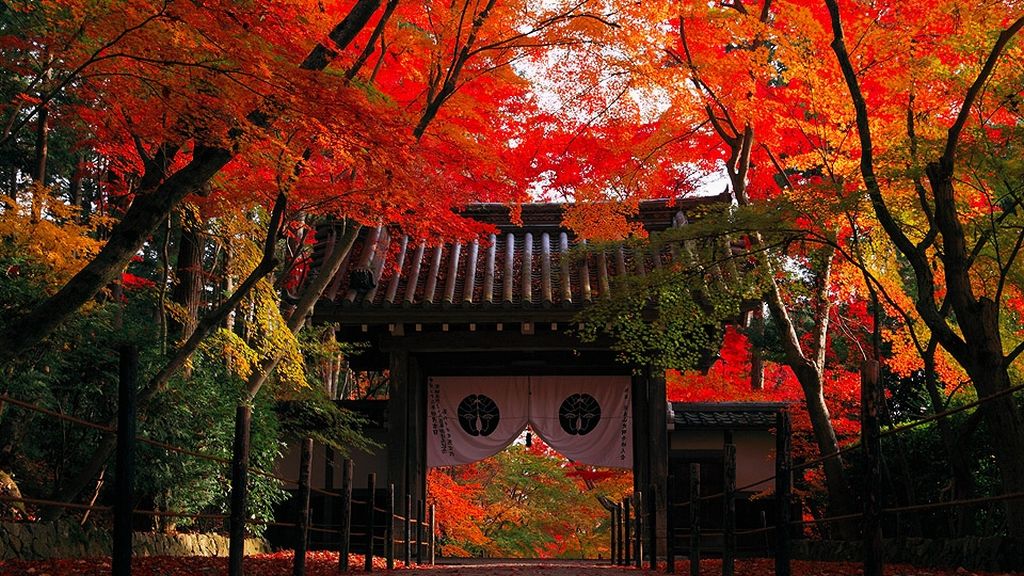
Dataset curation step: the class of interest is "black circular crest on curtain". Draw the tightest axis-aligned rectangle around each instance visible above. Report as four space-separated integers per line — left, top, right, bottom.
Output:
559 393 601 435
457 394 500 437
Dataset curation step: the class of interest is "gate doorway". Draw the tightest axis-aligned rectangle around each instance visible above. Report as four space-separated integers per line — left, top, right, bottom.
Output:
428 430 633 560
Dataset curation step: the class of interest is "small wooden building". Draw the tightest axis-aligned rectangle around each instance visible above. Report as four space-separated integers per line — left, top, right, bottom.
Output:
668 402 788 555
272 193 779 553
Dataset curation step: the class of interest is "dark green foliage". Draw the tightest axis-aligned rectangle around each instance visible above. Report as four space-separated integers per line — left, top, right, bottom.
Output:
275 392 376 455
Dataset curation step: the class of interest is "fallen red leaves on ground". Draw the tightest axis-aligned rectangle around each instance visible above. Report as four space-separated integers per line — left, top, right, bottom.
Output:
0 554 1020 576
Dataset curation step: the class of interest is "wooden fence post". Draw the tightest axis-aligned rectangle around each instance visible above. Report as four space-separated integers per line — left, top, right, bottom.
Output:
614 500 622 561
689 464 701 576
664 487 674 574
228 404 252 576
404 493 412 566
623 496 632 566
429 504 436 565
723 443 737 576
385 483 395 571
293 438 313 576
648 483 657 571
416 499 424 565
113 345 137 576
609 505 617 565
365 473 376 572
775 410 792 576
634 490 643 570
862 360 883 576
339 459 353 572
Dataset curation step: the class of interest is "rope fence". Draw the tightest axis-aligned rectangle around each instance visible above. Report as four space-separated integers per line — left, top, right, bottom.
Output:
665 360 1024 576
0 384 437 575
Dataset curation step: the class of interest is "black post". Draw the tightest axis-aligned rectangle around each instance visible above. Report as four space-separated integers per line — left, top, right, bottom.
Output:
428 504 436 565
404 493 412 566
775 410 792 576
339 459 353 572
112 345 137 576
648 483 657 571
689 464 701 576
229 404 252 576
609 506 617 565
365 473 376 572
634 491 643 570
385 483 395 571
416 499 424 565
664 486 673 574
624 497 632 566
294 438 313 576
862 361 883 576
616 505 624 565
724 443 736 576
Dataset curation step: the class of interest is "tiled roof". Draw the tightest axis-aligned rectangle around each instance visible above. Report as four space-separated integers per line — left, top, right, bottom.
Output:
670 403 784 429
311 194 734 324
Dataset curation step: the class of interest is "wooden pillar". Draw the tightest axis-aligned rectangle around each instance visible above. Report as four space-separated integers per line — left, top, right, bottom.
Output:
416 499 425 565
387 350 410 504
689 464 701 576
634 491 643 569
404 494 412 566
385 484 395 571
615 505 623 565
339 459 353 572
665 485 674 573
862 360 883 576
649 368 669 555
113 346 137 576
623 497 632 566
775 411 792 576
428 504 436 565
609 506 617 565
365 473 376 572
648 482 658 571
293 438 312 576
228 404 252 576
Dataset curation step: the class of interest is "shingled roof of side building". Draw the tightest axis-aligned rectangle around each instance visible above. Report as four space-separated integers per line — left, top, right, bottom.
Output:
670 402 786 430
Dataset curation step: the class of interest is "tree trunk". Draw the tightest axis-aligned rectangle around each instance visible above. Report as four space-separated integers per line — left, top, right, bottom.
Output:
957 320 1024 536
764 273 857 538
791 362 858 538
170 220 204 343
921 342 975 535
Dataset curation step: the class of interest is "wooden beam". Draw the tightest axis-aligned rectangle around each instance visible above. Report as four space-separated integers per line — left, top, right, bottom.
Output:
422 245 443 303
522 232 533 303
363 230 392 303
483 234 497 304
404 242 426 304
540 232 552 304
384 236 409 304
559 232 572 303
579 240 592 301
463 240 479 304
345 226 383 303
503 233 515 303
442 242 462 303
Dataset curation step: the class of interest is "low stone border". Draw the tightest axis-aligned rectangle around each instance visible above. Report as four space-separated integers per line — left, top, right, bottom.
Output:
1 521 268 561
791 537 1024 572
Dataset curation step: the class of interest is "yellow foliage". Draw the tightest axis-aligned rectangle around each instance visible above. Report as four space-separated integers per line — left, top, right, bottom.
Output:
0 191 110 290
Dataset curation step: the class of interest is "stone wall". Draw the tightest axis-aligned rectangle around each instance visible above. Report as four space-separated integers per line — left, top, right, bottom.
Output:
0 522 269 561
791 537 1024 572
